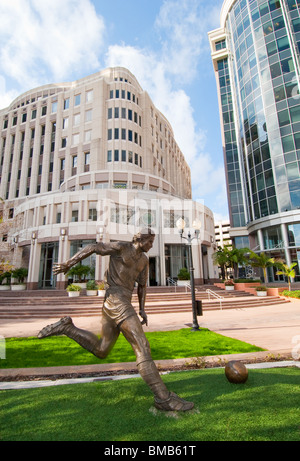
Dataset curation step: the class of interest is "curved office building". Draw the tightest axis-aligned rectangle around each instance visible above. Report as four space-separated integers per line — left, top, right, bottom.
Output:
209 0 300 281
0 67 217 288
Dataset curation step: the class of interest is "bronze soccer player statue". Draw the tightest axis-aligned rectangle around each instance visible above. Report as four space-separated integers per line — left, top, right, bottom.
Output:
38 228 194 412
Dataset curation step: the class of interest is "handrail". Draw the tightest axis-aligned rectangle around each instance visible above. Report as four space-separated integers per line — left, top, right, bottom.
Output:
206 289 223 310
185 283 198 293
167 277 177 292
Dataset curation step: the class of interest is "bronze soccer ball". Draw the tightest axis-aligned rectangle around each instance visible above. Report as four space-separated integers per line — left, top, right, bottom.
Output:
225 360 248 384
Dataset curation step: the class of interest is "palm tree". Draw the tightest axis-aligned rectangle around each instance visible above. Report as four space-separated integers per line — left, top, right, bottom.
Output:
276 262 297 291
213 246 229 280
226 247 250 279
248 252 275 283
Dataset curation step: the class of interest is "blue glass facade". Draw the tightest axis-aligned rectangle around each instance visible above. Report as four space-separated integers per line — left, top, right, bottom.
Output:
210 0 300 281
221 0 300 225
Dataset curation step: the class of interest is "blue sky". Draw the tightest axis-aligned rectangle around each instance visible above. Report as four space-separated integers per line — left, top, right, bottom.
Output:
0 0 228 221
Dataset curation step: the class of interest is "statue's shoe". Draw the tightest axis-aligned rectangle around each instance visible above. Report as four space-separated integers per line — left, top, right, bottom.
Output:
38 316 73 338
154 392 194 412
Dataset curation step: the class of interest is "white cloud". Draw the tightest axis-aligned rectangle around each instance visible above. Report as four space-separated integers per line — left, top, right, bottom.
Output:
0 76 19 109
0 0 105 106
155 0 223 84
105 0 226 213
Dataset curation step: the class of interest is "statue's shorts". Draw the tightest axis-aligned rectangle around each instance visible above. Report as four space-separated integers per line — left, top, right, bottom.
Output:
102 286 151 365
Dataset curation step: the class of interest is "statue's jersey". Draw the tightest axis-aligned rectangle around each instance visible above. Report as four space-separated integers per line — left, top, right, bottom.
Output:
96 242 149 324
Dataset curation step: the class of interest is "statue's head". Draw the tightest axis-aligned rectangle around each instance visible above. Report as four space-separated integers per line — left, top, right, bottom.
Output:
132 228 155 252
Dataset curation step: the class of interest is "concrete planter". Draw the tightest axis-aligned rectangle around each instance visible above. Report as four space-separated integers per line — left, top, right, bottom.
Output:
177 280 189 286
68 291 80 297
11 284 26 291
256 291 267 297
86 290 98 296
225 285 235 291
0 285 10 291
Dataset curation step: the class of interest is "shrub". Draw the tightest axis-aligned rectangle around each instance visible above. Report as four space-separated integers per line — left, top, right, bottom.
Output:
67 265 91 282
86 280 98 290
11 267 28 284
255 286 267 291
234 278 261 283
281 290 300 298
97 281 105 290
224 280 234 286
66 284 82 292
177 268 190 280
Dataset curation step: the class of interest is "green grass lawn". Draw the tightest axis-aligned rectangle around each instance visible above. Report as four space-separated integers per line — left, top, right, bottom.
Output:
1 367 299 441
1 328 264 369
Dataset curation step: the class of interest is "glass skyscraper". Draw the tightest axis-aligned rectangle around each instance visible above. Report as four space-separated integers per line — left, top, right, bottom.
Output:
209 0 300 281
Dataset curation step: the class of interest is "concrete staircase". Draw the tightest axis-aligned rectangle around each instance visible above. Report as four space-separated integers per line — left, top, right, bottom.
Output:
0 285 290 319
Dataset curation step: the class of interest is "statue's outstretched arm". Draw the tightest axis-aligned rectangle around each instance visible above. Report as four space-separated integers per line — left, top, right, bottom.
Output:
53 241 123 275
53 244 99 275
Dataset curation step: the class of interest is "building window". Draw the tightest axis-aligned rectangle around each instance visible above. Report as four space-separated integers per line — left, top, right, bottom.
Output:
107 150 112 162
122 150 126 161
52 101 58 113
64 98 70 110
63 118 69 130
72 210 78 222
84 152 90 165
215 39 226 51
74 113 80 126
22 113 27 123
85 130 92 142
73 134 79 145
89 208 97 221
12 116 17 126
114 149 119 161
108 108 112 119
74 94 81 106
61 137 67 148
86 90 93 103
42 106 47 116
60 158 65 170
108 129 112 141
72 156 78 168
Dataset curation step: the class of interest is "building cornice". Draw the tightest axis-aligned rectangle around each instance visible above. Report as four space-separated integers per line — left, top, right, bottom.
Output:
220 0 237 28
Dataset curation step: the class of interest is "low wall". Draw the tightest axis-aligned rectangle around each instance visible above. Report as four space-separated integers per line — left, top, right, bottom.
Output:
267 287 288 296
214 282 290 297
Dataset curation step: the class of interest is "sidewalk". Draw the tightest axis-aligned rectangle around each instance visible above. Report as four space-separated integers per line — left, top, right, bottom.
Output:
1 297 299 385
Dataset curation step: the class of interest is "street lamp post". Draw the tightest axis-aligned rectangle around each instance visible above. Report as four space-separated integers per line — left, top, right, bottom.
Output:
176 218 202 332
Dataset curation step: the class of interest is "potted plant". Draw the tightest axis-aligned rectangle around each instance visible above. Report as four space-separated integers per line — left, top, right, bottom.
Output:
66 284 82 297
11 267 28 291
97 281 106 297
86 280 98 296
224 280 235 291
0 271 11 290
177 268 190 286
255 286 268 297
67 264 91 288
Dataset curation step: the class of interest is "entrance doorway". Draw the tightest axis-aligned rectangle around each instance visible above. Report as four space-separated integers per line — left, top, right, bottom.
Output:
149 257 157 286
39 242 59 289
165 244 188 283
